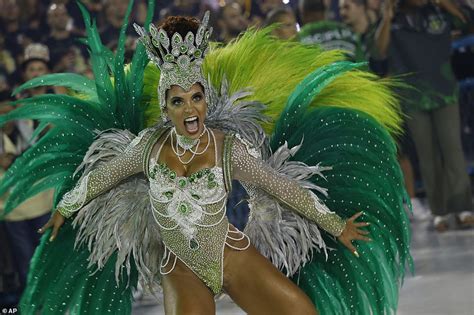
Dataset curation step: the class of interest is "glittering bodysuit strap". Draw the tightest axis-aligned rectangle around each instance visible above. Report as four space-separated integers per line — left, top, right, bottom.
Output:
222 134 235 192
211 129 218 166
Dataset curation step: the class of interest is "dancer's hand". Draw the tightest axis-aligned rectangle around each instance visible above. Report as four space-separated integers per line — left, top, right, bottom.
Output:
38 210 65 242
337 212 371 257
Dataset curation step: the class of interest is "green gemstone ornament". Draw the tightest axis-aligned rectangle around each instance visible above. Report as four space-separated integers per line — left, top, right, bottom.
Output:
169 171 176 180
178 203 189 214
208 181 217 189
164 54 174 62
189 238 199 250
178 178 187 188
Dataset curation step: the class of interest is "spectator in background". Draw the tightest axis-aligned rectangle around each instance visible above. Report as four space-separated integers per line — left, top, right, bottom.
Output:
0 34 16 79
159 0 215 20
265 6 298 40
83 0 103 13
0 67 12 110
51 0 89 30
0 0 31 64
376 0 473 231
17 0 48 43
16 44 66 98
299 0 326 24
1 43 55 306
338 0 388 72
258 0 287 16
232 0 267 26
100 0 131 48
135 0 149 25
217 2 249 43
339 0 370 35
45 3 88 74
297 0 364 61
0 33 16 114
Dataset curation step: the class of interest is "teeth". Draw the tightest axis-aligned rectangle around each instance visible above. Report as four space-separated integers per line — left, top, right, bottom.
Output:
185 116 198 122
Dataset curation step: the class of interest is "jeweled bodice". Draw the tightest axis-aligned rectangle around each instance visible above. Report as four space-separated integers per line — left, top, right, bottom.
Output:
147 156 232 293
148 158 227 240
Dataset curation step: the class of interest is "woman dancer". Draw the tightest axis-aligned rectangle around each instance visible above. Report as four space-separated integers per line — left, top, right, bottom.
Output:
0 2 411 314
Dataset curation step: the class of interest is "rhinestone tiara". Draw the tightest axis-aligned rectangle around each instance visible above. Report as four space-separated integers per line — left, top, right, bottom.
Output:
134 12 213 120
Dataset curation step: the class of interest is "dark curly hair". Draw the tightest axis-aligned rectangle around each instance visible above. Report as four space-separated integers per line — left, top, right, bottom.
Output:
157 16 200 38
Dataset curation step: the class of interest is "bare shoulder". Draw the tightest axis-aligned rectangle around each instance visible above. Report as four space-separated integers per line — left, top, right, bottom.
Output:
210 128 227 142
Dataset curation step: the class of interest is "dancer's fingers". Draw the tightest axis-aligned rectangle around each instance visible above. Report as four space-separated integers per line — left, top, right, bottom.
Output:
342 239 357 256
348 211 364 222
354 234 371 242
38 219 53 234
353 221 370 227
50 222 61 242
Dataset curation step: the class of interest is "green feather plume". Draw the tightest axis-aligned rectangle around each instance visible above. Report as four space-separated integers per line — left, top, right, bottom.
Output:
205 29 402 134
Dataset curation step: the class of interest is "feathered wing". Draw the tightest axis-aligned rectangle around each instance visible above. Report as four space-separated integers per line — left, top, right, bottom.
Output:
192 31 411 314
242 62 412 314
0 1 162 313
279 106 412 314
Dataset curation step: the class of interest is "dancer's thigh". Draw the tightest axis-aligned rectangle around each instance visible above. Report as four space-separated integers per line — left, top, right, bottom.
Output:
161 258 216 315
223 245 318 315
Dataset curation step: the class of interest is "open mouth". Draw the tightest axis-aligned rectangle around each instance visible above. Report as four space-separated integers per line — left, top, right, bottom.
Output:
184 116 199 135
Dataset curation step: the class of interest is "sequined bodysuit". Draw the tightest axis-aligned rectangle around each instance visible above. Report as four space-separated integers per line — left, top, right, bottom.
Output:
58 127 346 294
147 130 245 293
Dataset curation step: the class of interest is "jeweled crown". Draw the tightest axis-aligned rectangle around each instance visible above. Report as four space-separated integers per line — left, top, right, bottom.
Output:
134 12 213 119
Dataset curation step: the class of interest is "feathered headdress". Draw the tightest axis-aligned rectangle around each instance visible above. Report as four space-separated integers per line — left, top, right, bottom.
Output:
134 11 213 120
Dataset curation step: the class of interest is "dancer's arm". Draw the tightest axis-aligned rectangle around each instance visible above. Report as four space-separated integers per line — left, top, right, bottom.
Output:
39 130 157 241
231 136 370 254
56 130 154 218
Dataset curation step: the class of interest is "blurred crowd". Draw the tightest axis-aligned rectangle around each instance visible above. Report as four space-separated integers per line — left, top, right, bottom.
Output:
0 0 473 310
0 0 472 102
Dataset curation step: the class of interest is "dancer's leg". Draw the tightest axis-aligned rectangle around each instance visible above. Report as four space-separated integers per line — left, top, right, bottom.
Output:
223 244 318 315
161 257 216 315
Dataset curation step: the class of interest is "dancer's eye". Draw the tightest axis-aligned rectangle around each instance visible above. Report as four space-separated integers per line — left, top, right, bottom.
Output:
192 93 203 102
171 98 183 106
